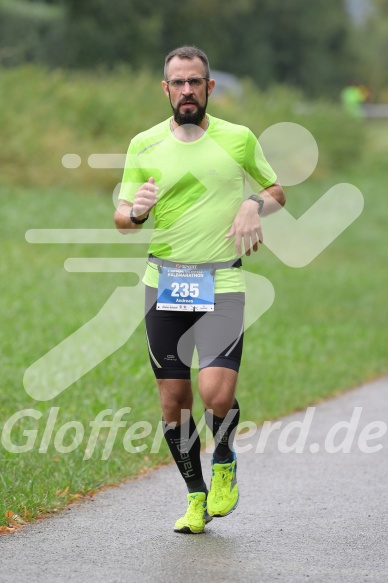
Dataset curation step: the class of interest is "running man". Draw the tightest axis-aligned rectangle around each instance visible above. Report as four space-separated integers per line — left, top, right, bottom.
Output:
114 46 285 533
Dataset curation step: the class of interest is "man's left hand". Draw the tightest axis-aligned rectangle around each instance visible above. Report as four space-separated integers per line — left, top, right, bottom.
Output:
225 199 263 257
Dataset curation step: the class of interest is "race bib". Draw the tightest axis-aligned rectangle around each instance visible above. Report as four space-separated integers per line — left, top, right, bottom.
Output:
157 265 215 311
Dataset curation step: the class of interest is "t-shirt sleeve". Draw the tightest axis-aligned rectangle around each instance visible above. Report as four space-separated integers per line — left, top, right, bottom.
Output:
118 140 146 203
242 129 277 194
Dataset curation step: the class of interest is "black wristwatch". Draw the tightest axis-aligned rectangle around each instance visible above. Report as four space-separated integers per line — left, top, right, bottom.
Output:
130 207 149 225
248 194 264 215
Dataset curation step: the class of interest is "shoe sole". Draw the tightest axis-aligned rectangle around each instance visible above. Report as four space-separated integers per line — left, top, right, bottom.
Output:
174 528 205 534
174 515 213 534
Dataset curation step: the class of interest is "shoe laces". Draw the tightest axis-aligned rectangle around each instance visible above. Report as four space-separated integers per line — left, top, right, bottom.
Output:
212 466 232 499
185 496 204 520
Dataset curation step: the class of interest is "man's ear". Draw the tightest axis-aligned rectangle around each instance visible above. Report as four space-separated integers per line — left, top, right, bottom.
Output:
207 79 216 95
161 80 169 98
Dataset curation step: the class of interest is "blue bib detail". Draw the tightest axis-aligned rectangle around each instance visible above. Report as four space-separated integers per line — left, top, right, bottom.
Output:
157 266 215 311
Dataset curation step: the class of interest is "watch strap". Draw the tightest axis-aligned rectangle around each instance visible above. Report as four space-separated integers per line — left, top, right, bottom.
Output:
248 194 264 215
130 207 149 224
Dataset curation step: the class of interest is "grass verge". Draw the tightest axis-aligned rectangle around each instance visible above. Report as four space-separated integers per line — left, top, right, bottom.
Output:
0 115 387 530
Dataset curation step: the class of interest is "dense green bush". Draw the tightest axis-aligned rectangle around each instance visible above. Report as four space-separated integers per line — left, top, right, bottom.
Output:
0 66 366 192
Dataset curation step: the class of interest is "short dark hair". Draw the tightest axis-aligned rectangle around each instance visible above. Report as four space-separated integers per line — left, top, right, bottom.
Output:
164 46 210 80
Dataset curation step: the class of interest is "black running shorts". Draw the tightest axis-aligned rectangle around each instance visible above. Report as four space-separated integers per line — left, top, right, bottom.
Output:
144 286 245 379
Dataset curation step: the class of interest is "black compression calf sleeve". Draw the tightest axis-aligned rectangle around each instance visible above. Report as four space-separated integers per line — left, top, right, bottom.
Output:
205 399 240 464
163 416 207 494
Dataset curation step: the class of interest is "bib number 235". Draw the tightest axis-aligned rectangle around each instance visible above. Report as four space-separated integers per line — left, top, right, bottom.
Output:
171 282 199 298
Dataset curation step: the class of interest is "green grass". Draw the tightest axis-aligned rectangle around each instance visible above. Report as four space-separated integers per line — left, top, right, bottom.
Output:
1 156 387 528
0 66 387 529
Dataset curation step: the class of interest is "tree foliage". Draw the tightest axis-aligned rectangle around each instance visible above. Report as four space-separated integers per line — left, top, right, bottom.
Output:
350 0 388 97
0 0 381 97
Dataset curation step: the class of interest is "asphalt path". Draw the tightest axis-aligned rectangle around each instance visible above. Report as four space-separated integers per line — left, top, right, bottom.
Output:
1 378 387 583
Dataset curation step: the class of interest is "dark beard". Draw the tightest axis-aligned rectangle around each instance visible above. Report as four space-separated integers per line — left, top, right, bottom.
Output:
170 90 208 126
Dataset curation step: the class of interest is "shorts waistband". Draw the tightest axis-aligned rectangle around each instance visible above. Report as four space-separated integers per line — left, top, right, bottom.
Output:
147 254 242 271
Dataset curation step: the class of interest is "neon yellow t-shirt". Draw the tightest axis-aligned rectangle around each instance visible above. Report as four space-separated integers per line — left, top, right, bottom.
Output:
119 115 277 293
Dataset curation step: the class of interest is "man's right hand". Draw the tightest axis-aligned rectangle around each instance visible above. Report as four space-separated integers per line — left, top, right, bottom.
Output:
114 177 159 232
132 177 159 218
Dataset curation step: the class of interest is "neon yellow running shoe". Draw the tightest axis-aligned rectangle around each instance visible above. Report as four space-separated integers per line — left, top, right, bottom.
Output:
207 454 239 517
174 492 213 534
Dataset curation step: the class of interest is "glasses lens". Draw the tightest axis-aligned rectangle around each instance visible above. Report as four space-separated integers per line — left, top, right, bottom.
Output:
189 78 204 87
169 78 206 88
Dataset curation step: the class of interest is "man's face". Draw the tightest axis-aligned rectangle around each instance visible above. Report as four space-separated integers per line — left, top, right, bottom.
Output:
162 56 215 126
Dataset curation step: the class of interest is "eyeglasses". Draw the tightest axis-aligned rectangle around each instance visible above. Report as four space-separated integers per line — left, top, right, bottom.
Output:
166 77 209 89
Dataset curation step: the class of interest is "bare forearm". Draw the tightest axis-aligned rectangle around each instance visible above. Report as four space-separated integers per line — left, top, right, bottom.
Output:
114 205 148 233
260 183 286 216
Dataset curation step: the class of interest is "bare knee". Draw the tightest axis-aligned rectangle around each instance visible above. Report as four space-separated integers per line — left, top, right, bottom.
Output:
198 368 238 417
157 379 193 425
201 393 235 417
